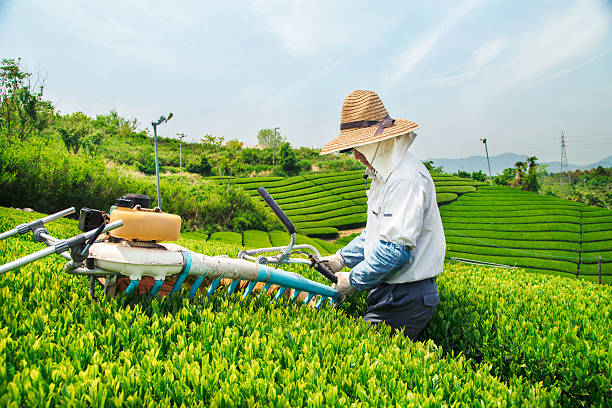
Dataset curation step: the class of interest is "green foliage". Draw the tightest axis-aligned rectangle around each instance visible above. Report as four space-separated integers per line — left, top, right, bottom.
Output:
494 167 516 185
426 264 612 406
56 112 104 154
278 142 299 175
242 230 272 248
0 138 279 233
540 166 611 209
208 231 243 247
135 147 157 175
186 154 212 177
256 128 285 147
0 58 51 141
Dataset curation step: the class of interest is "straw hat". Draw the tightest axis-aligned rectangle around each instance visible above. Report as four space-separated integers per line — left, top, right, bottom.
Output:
320 90 419 155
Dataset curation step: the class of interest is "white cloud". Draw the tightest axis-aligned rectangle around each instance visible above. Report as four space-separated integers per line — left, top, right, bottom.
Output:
249 0 391 55
497 0 611 90
470 38 504 67
432 38 505 84
384 0 484 85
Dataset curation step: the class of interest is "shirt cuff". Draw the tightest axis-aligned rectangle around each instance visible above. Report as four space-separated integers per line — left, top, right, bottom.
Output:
348 240 411 291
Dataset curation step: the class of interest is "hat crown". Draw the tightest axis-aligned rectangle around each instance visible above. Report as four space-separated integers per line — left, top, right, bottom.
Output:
341 90 389 125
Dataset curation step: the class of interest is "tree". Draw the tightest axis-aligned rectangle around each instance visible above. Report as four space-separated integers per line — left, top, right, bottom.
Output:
422 160 444 173
512 161 526 187
471 170 487 182
224 139 244 184
56 112 103 153
201 134 225 178
523 156 540 192
0 58 50 141
279 142 299 175
494 167 516 185
257 128 285 147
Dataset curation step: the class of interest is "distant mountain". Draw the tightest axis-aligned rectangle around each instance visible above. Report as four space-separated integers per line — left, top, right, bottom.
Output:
427 153 612 175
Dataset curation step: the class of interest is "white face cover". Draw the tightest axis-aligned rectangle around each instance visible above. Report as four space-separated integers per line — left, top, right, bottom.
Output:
355 132 417 180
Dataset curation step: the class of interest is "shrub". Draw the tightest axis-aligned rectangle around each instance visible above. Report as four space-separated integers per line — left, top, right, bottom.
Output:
136 147 157 175
186 155 212 176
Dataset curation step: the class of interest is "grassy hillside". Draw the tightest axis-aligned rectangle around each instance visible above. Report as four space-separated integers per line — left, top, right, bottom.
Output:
2 206 612 405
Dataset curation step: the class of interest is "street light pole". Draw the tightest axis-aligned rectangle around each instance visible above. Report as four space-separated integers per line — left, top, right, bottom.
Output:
272 127 280 174
151 112 173 210
177 133 186 172
480 138 493 186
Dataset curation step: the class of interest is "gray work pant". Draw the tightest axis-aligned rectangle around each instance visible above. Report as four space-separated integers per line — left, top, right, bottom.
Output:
363 277 439 340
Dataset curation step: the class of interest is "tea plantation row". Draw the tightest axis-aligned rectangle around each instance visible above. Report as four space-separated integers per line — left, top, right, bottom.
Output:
0 207 557 407
1 207 611 406
442 185 612 284
221 171 485 237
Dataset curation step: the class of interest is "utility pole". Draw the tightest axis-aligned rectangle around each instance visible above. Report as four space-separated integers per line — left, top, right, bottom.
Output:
177 133 186 172
151 113 173 210
272 127 280 174
560 131 570 184
480 138 493 185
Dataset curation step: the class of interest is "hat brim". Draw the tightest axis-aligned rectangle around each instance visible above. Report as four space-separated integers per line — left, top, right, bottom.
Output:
320 118 419 155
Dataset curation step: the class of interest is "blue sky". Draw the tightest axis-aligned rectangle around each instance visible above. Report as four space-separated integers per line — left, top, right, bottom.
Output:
1 0 611 165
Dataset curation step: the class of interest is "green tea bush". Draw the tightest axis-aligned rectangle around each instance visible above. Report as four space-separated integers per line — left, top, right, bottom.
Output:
275 191 332 205
242 230 272 248
209 231 243 247
0 208 578 406
295 227 339 238
426 264 612 407
436 192 458 204
291 206 365 223
444 222 580 233
285 201 361 217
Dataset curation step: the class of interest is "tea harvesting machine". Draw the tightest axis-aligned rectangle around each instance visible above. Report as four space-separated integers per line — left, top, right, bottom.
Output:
0 188 342 308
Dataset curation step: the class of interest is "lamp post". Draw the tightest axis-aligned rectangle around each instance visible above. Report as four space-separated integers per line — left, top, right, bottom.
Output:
151 112 173 210
272 127 280 174
480 138 493 186
177 133 186 172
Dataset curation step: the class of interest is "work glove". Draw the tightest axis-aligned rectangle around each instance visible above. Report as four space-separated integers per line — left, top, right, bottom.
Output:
332 271 356 296
320 253 345 273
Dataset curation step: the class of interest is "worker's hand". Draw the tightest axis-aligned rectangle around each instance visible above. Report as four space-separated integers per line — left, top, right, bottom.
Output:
332 271 356 296
320 253 345 273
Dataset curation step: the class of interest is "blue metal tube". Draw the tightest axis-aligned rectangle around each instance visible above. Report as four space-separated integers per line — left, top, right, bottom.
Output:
125 279 141 295
207 278 222 296
291 290 301 300
242 281 258 300
170 251 192 295
257 265 338 299
315 297 327 309
304 293 315 305
273 287 287 301
227 279 241 296
150 279 164 296
189 276 205 298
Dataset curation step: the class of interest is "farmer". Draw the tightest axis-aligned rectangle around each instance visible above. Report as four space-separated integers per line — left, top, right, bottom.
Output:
319 90 445 340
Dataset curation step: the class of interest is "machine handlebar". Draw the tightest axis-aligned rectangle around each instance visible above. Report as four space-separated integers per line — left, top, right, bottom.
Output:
257 187 296 235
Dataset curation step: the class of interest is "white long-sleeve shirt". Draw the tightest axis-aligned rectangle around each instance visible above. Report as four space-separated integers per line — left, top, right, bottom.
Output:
361 150 446 283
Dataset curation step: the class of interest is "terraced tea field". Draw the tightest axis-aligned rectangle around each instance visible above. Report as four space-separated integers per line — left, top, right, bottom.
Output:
220 174 611 284
223 171 485 237
443 185 612 284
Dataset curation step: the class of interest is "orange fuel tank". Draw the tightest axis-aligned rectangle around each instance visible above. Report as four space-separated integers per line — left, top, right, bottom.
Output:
109 206 181 242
